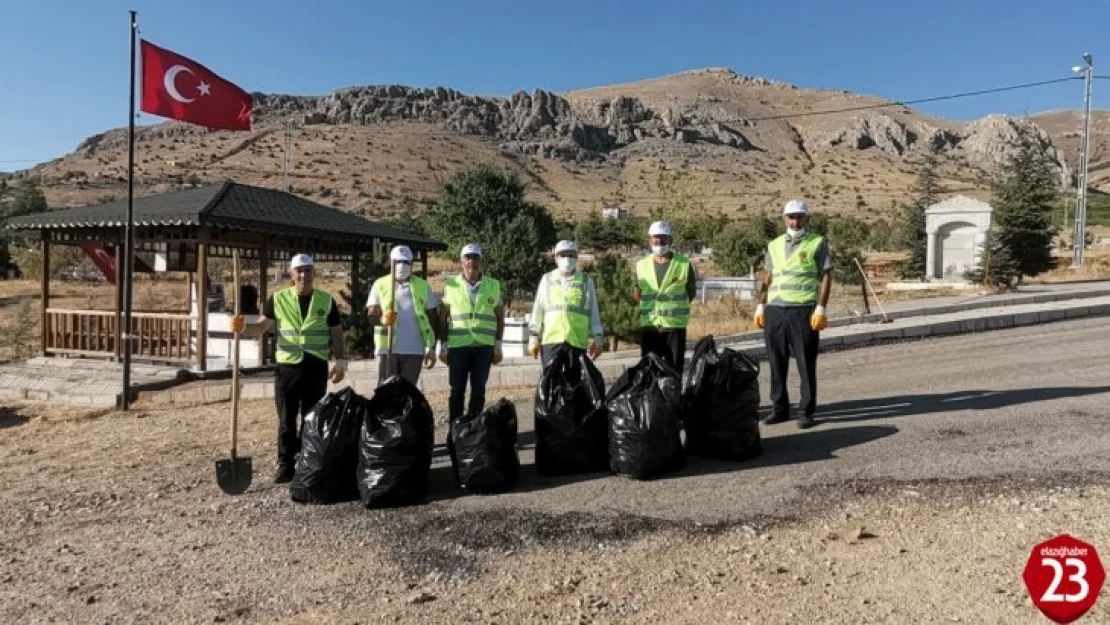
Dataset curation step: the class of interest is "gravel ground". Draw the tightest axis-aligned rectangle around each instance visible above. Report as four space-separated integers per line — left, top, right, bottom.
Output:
2 318 1109 623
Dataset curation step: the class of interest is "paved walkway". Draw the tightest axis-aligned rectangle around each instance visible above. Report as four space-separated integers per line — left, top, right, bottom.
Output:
3 282 1109 407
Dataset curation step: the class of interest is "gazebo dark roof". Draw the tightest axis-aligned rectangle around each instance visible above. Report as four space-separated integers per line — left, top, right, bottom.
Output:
4 180 444 250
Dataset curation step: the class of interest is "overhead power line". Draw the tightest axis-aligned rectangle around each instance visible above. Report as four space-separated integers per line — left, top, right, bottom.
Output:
744 77 1083 122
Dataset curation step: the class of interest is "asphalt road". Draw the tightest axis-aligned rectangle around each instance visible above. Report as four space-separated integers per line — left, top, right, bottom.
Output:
428 317 1110 524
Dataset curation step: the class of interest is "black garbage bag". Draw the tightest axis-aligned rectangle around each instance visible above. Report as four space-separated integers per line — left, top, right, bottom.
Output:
606 353 686 480
290 387 367 504
682 335 762 460
357 376 436 508
447 398 520 494
534 346 609 476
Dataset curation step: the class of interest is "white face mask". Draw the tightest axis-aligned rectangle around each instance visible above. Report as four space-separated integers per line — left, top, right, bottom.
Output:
651 244 671 256
787 227 806 238
394 263 412 280
556 257 577 273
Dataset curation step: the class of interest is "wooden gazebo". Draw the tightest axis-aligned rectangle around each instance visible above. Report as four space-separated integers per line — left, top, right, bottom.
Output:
4 181 445 371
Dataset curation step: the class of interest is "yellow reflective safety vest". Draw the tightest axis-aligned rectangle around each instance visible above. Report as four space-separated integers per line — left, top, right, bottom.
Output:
541 270 592 349
372 276 437 349
442 275 501 348
767 233 824 305
636 253 691 329
273 287 333 365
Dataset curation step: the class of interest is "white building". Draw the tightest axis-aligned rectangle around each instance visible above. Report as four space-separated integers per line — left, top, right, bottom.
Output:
925 195 993 281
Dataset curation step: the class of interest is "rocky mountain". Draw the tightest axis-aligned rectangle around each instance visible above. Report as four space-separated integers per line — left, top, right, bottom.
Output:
18 67 1098 222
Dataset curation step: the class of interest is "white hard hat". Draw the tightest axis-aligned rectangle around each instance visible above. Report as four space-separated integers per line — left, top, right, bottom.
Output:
390 245 413 262
554 240 578 254
461 243 483 258
648 220 673 237
290 253 314 269
783 199 810 215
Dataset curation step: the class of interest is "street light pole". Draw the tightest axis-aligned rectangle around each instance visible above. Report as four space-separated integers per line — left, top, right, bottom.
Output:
1073 52 1094 268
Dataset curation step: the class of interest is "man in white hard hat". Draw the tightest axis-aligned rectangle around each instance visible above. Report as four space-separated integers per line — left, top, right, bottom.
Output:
632 220 698 375
438 243 505 421
528 240 604 366
231 253 347 483
754 200 833 429
366 245 440 386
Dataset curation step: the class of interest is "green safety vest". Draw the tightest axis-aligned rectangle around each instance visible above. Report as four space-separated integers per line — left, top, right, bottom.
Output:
542 270 592 349
767 233 824 305
636 253 691 329
442 275 501 348
273 287 333 365
372 276 437 349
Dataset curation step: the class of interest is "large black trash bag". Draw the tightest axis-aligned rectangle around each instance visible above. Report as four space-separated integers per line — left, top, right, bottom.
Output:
681 335 762 460
447 398 520 494
290 387 367 504
606 353 686 479
357 376 436 508
534 346 609 476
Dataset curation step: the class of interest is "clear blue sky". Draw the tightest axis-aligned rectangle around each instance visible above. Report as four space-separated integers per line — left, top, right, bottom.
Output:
2 0 1107 169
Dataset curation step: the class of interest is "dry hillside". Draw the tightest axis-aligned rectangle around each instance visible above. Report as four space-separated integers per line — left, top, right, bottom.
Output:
9 67 1101 224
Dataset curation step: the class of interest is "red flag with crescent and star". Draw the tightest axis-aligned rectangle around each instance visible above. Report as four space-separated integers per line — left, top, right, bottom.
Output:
139 40 252 131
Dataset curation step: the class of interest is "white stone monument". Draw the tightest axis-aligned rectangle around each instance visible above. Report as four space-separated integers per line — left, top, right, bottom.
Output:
925 195 993 281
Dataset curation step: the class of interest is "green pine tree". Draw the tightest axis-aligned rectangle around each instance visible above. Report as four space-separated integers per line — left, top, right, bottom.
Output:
966 230 1019 291
586 254 640 351
899 153 941 279
991 133 1059 281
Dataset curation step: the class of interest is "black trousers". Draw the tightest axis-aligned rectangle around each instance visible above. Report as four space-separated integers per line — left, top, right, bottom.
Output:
274 357 328 466
640 327 687 376
764 305 820 419
448 346 495 421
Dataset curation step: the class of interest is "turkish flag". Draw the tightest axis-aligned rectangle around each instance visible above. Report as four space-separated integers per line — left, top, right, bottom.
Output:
140 39 252 131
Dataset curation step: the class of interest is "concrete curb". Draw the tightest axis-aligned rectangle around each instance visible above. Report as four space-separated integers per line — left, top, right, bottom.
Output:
135 296 1110 407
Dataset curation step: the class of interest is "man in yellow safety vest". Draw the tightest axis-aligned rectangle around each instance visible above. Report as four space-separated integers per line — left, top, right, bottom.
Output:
437 243 505 422
753 200 833 429
527 240 604 366
232 253 347 483
366 245 440 386
633 220 698 376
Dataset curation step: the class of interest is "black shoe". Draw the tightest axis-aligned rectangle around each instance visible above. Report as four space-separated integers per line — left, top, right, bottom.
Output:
273 463 295 484
797 414 816 429
763 412 790 425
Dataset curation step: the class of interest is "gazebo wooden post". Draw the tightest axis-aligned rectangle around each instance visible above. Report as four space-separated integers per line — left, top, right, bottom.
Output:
114 244 123 360
40 231 50 356
196 241 208 371
258 236 269 364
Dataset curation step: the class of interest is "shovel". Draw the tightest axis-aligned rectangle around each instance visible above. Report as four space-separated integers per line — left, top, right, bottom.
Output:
216 250 253 494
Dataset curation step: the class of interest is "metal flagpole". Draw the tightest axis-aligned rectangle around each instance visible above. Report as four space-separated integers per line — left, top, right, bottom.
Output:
121 10 138 410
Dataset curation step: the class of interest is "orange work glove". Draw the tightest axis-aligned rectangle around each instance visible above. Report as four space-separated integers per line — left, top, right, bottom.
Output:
527 337 540 359
229 315 245 334
587 337 603 360
381 310 398 327
753 304 765 330
809 305 828 331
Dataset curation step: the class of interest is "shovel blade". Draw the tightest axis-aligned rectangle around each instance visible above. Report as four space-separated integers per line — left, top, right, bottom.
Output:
215 457 253 495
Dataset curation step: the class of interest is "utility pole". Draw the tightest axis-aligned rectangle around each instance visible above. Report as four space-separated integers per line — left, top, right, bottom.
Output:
283 119 293 193
1072 52 1094 268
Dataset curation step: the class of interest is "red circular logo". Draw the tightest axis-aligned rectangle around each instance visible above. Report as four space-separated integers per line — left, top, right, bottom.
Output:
1023 534 1105 623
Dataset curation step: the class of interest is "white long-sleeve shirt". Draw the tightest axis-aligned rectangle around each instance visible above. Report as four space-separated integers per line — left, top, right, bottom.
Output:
529 270 604 339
